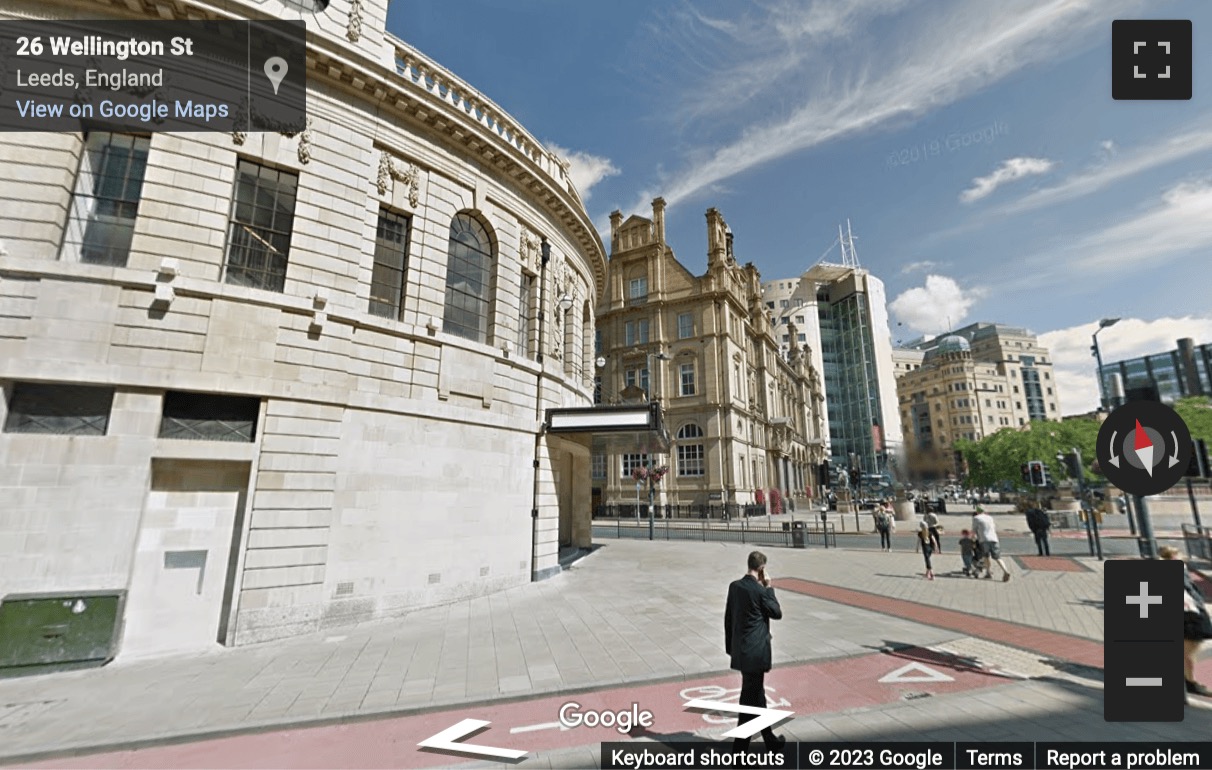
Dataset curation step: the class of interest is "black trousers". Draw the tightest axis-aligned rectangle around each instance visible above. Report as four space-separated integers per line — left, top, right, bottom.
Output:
928 526 942 551
878 528 891 549
1034 530 1050 556
735 670 778 749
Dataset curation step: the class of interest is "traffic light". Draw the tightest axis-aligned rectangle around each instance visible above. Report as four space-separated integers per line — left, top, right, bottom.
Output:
1029 460 1046 487
1021 463 1031 485
1058 452 1083 480
1186 439 1210 478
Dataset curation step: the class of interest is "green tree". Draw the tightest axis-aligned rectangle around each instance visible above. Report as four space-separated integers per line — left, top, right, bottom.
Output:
956 418 1101 489
1174 396 1212 443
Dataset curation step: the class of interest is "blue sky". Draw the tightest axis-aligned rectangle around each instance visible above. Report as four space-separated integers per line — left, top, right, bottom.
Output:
393 0 1212 414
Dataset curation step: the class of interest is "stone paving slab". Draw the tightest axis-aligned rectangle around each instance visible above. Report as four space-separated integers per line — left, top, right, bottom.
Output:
0 539 1199 767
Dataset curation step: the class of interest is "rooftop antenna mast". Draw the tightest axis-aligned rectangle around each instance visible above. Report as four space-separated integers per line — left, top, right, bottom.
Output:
839 219 860 269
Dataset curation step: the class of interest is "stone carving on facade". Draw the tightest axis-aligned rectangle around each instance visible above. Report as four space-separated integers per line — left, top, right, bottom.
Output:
375 150 421 207
518 227 540 272
347 0 364 42
231 98 248 145
294 117 313 164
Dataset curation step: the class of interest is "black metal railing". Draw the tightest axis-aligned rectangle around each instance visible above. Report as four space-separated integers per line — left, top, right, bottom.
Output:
1183 523 1211 563
592 503 767 520
591 517 837 549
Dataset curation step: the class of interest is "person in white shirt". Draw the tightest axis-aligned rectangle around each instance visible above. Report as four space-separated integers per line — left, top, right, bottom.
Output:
971 506 1011 582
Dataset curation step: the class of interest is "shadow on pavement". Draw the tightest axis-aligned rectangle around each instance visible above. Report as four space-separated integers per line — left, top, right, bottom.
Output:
862 642 992 677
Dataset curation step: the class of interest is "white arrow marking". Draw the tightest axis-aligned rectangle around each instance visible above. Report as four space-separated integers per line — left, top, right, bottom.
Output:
879 661 955 683
417 719 527 760
1137 444 1154 476
509 721 568 734
683 699 793 739
1109 431 1120 468
1168 431 1182 467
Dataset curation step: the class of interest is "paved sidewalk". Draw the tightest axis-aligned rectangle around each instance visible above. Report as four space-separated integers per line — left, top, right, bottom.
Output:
1 539 1207 768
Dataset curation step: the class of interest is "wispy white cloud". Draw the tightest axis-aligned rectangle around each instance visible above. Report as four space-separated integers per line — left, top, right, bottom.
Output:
959 157 1055 203
628 0 1135 214
1065 179 1212 272
546 143 620 202
900 260 941 274
889 275 984 335
1040 317 1212 415
995 124 1212 215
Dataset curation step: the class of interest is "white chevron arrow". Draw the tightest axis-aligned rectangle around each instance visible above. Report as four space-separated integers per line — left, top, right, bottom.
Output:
683 698 794 739
417 719 527 760
1169 431 1181 468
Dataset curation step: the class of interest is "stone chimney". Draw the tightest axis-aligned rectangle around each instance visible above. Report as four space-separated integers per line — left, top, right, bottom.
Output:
609 210 623 257
652 197 666 245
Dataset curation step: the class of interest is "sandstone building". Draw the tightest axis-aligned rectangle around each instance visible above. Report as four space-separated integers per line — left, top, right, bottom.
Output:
0 0 604 660
895 323 1060 477
592 201 827 513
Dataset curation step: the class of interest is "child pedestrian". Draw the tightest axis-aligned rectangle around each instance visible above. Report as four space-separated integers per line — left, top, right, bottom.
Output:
917 521 935 580
958 529 978 577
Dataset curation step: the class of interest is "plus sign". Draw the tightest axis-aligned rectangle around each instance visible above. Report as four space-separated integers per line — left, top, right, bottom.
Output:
1126 581 1163 619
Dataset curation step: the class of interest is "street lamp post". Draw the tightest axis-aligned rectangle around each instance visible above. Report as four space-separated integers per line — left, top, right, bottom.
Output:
1092 317 1120 410
646 350 671 540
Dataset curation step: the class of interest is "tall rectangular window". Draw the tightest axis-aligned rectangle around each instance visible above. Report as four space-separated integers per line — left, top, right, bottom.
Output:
678 443 705 476
677 312 694 339
369 210 410 319
624 367 650 394
518 272 536 357
591 453 606 479
3 383 114 436
622 453 649 478
624 318 650 347
60 133 150 266
628 277 648 305
224 160 298 292
680 362 696 396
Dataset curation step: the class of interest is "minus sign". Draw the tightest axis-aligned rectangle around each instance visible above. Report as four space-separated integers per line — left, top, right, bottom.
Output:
1125 678 1163 686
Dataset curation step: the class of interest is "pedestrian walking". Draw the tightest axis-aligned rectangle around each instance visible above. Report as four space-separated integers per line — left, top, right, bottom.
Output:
958 529 978 577
874 504 893 551
917 522 935 580
922 508 943 552
1026 506 1051 556
1158 546 1212 701
971 506 1011 581
724 551 787 751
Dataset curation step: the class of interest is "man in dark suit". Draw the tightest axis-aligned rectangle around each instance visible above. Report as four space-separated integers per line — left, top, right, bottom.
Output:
1025 506 1051 556
724 550 786 751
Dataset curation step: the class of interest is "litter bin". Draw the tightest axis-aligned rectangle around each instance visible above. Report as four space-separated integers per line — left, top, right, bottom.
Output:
792 520 806 548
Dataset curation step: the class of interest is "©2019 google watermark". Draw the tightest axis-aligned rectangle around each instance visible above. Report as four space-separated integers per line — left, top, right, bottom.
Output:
886 121 1009 169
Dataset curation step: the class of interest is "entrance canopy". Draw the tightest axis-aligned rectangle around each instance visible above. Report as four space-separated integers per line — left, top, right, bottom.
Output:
545 401 670 453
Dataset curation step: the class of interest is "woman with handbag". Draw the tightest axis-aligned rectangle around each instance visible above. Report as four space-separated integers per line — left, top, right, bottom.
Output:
1159 546 1212 699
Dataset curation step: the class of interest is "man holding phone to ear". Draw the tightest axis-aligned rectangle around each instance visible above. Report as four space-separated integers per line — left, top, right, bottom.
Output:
724 550 786 751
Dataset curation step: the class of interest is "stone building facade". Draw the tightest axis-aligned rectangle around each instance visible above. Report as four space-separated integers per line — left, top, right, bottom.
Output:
592 201 826 512
0 0 604 658
896 324 1060 478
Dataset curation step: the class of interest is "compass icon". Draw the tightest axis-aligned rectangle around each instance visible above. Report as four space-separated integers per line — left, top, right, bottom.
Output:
1097 401 1192 496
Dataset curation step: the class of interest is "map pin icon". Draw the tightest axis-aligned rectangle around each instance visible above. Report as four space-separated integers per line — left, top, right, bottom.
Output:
264 57 288 95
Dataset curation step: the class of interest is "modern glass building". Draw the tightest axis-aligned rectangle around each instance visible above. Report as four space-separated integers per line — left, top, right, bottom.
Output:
1100 338 1212 404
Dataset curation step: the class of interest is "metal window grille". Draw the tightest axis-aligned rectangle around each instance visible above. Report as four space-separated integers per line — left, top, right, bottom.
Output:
224 160 298 292
158 392 260 442
3 384 114 435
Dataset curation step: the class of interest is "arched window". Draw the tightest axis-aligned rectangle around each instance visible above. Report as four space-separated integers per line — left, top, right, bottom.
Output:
442 212 494 343
677 423 705 477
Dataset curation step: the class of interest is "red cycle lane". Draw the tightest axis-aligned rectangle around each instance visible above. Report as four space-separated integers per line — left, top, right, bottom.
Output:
18 649 1008 770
